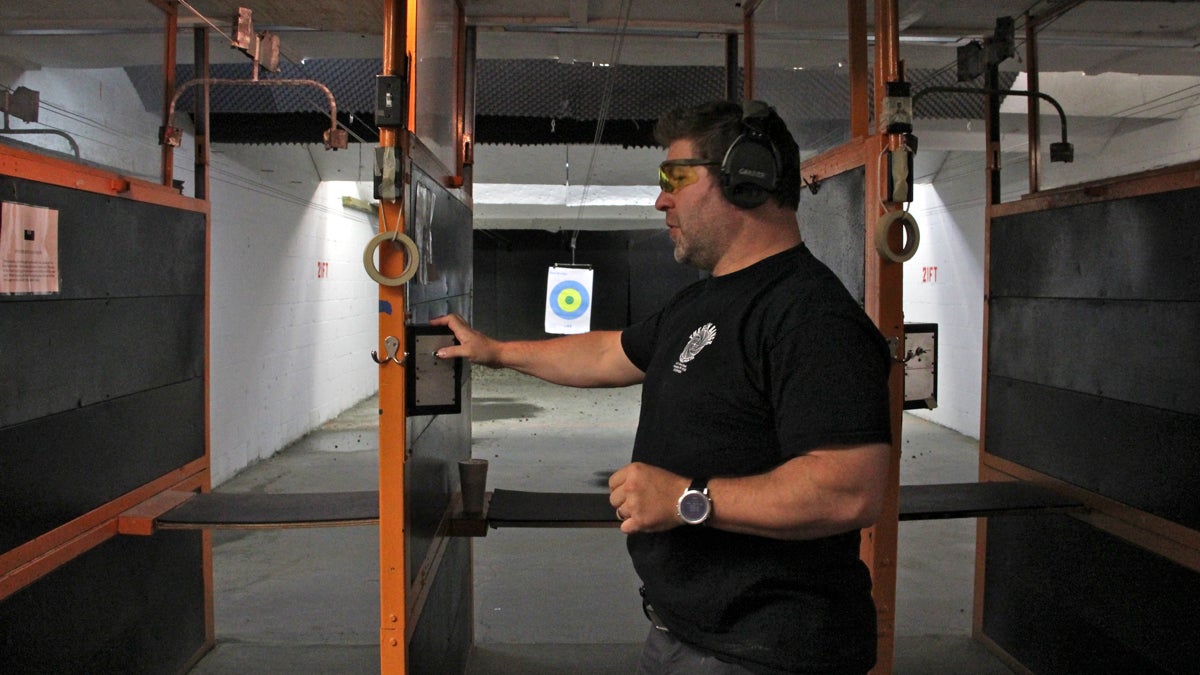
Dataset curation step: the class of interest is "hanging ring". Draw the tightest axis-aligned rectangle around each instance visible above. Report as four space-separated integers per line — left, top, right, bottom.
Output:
875 210 920 263
363 230 420 286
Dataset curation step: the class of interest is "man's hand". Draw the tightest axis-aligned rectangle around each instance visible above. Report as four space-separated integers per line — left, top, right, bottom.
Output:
608 462 690 534
430 313 501 367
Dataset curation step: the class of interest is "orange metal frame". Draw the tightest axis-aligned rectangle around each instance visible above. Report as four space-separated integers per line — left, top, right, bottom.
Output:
376 1 415 671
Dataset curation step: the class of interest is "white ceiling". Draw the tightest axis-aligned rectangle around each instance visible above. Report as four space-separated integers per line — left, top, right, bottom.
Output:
1 1 1197 73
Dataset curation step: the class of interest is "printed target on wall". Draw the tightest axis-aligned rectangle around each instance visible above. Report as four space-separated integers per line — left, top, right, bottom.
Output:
544 265 593 334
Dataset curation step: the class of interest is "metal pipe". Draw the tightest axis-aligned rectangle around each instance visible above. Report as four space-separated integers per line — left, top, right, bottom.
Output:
912 86 1070 146
0 126 81 159
165 77 340 146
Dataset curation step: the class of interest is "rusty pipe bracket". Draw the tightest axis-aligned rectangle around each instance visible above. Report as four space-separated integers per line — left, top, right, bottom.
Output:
163 77 343 149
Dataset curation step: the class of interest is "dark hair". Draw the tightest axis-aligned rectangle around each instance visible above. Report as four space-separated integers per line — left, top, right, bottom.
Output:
653 100 801 210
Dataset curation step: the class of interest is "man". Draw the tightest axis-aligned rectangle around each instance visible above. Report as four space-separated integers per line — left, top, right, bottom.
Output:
433 100 892 674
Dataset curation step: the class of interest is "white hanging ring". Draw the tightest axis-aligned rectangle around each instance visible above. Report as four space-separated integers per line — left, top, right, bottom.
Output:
875 210 920 263
363 230 420 286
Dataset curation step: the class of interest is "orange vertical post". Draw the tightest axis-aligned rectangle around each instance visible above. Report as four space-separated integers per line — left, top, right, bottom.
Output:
847 0 869 139
378 0 415 672
864 1 905 673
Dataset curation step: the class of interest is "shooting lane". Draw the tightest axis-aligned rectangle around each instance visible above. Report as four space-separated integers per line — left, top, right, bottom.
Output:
4 0 1195 672
947 6 1200 671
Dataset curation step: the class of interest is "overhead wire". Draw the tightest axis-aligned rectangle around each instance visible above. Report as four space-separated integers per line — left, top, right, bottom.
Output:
567 0 634 264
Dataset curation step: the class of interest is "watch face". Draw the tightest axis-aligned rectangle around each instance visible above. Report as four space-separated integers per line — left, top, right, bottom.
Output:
679 491 710 524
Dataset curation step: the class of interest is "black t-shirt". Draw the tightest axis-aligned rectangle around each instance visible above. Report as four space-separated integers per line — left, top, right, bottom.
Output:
620 244 892 674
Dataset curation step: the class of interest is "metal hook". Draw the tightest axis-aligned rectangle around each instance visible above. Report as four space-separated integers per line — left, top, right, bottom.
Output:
371 335 406 365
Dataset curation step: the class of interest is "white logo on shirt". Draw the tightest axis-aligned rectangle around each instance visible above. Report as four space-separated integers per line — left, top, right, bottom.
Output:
673 323 716 373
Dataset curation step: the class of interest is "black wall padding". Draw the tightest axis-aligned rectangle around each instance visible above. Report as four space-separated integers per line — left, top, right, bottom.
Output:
0 526 206 673
403 165 475 587
0 379 205 552
987 376 1200 529
0 178 206 554
796 167 866 304
473 229 704 341
990 190 1200 303
405 166 475 324
0 179 205 301
0 174 206 668
985 185 1200 672
984 514 1198 674
0 296 204 428
988 187 1200 521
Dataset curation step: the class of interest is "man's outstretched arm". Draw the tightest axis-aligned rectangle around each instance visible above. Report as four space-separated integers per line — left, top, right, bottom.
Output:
430 313 645 388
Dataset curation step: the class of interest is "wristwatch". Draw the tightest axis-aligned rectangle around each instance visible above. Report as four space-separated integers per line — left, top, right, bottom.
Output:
676 477 712 525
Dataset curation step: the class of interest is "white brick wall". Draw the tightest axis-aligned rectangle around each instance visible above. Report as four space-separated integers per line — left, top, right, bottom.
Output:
903 179 987 438
206 148 378 484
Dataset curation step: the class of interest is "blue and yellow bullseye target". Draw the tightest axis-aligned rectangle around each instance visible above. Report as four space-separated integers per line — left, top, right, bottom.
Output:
549 279 590 320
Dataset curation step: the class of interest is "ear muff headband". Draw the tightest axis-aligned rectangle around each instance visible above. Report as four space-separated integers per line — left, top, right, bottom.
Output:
720 102 782 209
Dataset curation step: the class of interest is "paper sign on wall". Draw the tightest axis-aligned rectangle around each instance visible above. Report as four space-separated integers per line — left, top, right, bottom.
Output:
1 202 60 295
544 265 593 334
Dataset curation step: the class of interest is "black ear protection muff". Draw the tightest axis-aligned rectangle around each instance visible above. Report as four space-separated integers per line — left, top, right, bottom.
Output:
719 101 782 209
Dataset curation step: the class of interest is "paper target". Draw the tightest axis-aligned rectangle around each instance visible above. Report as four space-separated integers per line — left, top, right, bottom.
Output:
549 280 590 320
544 266 594 334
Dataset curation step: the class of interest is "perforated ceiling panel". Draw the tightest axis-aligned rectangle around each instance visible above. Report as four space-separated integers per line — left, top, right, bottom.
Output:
123 58 1015 146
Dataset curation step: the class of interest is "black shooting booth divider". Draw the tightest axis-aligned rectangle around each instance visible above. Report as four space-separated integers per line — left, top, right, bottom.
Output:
982 173 1200 672
0 159 209 672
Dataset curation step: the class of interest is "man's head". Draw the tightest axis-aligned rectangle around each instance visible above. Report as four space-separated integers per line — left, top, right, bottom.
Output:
654 100 801 211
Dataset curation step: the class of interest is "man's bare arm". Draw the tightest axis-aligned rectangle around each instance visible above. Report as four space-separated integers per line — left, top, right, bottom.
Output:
430 313 644 388
609 442 892 539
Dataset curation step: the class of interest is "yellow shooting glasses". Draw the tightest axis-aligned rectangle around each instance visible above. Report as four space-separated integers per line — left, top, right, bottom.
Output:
658 158 720 193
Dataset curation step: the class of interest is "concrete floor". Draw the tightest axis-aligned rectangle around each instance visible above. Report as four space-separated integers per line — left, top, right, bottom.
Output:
189 368 1014 674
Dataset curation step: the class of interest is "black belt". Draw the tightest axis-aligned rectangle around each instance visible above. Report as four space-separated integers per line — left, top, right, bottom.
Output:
640 586 669 632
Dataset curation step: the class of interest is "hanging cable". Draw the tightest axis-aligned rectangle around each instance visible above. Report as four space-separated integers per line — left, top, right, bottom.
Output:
567 0 634 263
